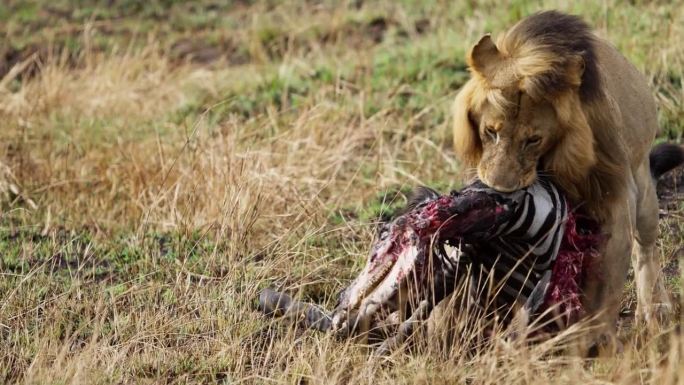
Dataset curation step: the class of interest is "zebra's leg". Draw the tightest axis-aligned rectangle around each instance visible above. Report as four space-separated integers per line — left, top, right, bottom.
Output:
373 300 433 356
373 278 457 355
258 288 332 331
502 301 530 343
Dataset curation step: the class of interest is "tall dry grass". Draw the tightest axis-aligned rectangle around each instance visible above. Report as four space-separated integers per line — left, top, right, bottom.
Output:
0 1 682 383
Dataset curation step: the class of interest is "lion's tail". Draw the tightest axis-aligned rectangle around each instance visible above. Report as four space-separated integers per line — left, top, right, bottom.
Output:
649 143 684 179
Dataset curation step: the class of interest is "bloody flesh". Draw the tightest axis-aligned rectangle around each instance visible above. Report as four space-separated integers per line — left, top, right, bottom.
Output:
543 209 603 323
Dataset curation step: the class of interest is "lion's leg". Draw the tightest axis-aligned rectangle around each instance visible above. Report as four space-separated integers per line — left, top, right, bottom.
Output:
632 162 672 324
580 183 636 355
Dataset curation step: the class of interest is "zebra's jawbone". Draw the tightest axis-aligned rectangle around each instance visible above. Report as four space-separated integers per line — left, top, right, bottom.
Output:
331 229 421 334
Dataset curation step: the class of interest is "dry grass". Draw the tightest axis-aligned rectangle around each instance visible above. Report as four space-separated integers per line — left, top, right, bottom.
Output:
0 1 682 384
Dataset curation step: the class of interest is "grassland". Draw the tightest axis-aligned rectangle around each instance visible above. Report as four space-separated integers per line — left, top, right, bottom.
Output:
0 1 682 383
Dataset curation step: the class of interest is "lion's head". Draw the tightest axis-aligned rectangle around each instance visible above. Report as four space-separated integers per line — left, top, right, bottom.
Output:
452 11 626 220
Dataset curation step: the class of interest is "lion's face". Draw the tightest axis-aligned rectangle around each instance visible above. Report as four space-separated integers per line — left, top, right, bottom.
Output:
473 91 560 191
453 32 608 213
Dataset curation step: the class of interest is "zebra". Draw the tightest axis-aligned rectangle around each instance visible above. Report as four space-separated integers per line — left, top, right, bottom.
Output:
259 177 574 355
367 178 570 354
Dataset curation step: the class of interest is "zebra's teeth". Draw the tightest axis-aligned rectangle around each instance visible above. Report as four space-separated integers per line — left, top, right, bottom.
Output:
350 258 396 309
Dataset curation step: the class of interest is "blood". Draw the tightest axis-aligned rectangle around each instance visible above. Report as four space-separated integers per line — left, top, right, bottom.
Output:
542 208 603 323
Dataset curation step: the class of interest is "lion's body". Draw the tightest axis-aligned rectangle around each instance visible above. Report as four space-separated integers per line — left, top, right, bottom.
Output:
593 41 657 167
452 11 672 351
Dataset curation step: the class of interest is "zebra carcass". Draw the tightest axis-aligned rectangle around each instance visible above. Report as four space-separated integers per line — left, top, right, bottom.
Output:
258 178 601 355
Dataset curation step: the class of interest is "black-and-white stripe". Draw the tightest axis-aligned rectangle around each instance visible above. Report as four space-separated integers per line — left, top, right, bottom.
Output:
433 178 568 317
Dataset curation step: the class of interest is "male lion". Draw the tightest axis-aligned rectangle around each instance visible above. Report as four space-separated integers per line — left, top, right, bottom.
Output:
452 10 682 350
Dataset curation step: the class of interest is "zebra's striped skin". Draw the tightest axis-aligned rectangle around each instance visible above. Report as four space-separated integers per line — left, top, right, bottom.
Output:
427 178 568 318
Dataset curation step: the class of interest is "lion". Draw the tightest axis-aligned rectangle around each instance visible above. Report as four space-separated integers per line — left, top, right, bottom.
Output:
451 10 682 351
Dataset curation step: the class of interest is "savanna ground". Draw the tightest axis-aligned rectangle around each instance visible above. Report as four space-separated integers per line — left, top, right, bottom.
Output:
0 1 682 383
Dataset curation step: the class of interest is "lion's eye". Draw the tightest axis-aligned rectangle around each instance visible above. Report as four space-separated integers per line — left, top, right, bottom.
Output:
485 126 498 142
525 136 542 147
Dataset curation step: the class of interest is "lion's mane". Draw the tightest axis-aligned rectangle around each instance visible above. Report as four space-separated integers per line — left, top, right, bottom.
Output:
452 11 628 221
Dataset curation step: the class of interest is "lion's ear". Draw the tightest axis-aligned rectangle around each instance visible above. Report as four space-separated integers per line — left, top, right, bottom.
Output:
467 34 503 80
565 56 585 87
452 81 482 169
